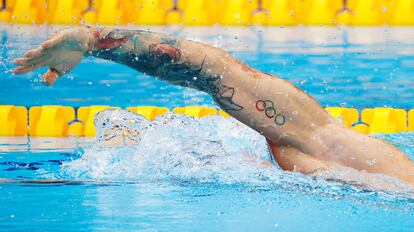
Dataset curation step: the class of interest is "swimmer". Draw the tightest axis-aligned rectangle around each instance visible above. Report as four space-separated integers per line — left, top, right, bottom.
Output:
12 27 414 190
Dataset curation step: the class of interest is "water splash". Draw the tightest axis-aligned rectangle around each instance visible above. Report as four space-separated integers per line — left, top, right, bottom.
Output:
58 109 274 184
54 109 413 197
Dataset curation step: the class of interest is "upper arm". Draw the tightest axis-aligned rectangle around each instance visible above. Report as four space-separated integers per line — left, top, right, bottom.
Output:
155 43 291 141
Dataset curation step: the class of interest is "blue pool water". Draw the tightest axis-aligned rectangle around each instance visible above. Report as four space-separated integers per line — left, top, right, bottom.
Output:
1 25 414 231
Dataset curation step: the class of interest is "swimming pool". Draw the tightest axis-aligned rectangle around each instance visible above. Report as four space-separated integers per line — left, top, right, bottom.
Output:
1 25 414 231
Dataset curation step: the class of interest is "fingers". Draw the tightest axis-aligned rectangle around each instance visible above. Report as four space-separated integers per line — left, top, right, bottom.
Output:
13 46 44 67
41 32 67 49
14 54 46 66
24 47 42 57
13 52 48 74
12 64 41 75
42 68 60 86
13 65 60 86
41 30 61 48
41 38 59 49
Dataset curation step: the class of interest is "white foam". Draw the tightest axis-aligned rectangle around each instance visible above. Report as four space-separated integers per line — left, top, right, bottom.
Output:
58 109 276 184
56 109 413 195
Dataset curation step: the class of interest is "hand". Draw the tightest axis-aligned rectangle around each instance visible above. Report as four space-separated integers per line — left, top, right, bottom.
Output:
13 27 92 85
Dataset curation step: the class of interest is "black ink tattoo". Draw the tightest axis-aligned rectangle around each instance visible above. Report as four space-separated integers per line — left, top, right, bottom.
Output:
88 29 244 112
156 55 243 112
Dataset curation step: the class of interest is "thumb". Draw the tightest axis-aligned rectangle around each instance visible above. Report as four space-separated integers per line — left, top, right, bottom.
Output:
42 68 60 86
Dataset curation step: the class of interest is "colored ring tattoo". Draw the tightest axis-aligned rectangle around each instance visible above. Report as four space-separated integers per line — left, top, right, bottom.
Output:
256 99 286 126
264 100 274 108
265 107 276 118
256 100 266 111
274 113 286 126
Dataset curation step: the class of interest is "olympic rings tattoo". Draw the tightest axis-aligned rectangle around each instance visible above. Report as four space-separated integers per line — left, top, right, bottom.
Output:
255 99 286 126
255 100 266 111
274 113 286 126
265 107 276 118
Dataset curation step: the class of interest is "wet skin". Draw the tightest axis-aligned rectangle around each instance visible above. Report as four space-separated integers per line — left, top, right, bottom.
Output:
12 27 414 190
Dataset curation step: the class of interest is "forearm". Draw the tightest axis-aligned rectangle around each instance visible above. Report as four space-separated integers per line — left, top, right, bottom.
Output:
84 27 245 112
86 28 177 75
85 28 210 86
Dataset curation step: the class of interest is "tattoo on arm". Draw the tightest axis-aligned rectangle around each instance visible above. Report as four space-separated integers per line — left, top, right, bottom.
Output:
87 28 243 112
255 99 286 126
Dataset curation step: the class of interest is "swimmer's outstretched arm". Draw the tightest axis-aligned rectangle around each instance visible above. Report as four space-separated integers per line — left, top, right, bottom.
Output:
13 27 331 149
13 27 414 189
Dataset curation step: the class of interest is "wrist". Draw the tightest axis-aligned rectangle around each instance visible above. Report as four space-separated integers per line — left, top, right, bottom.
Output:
84 26 99 52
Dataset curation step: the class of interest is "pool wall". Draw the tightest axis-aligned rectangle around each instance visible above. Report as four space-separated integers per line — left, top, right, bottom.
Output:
0 0 413 26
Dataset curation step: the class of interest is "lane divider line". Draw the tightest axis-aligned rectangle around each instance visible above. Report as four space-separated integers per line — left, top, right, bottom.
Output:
0 105 412 136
